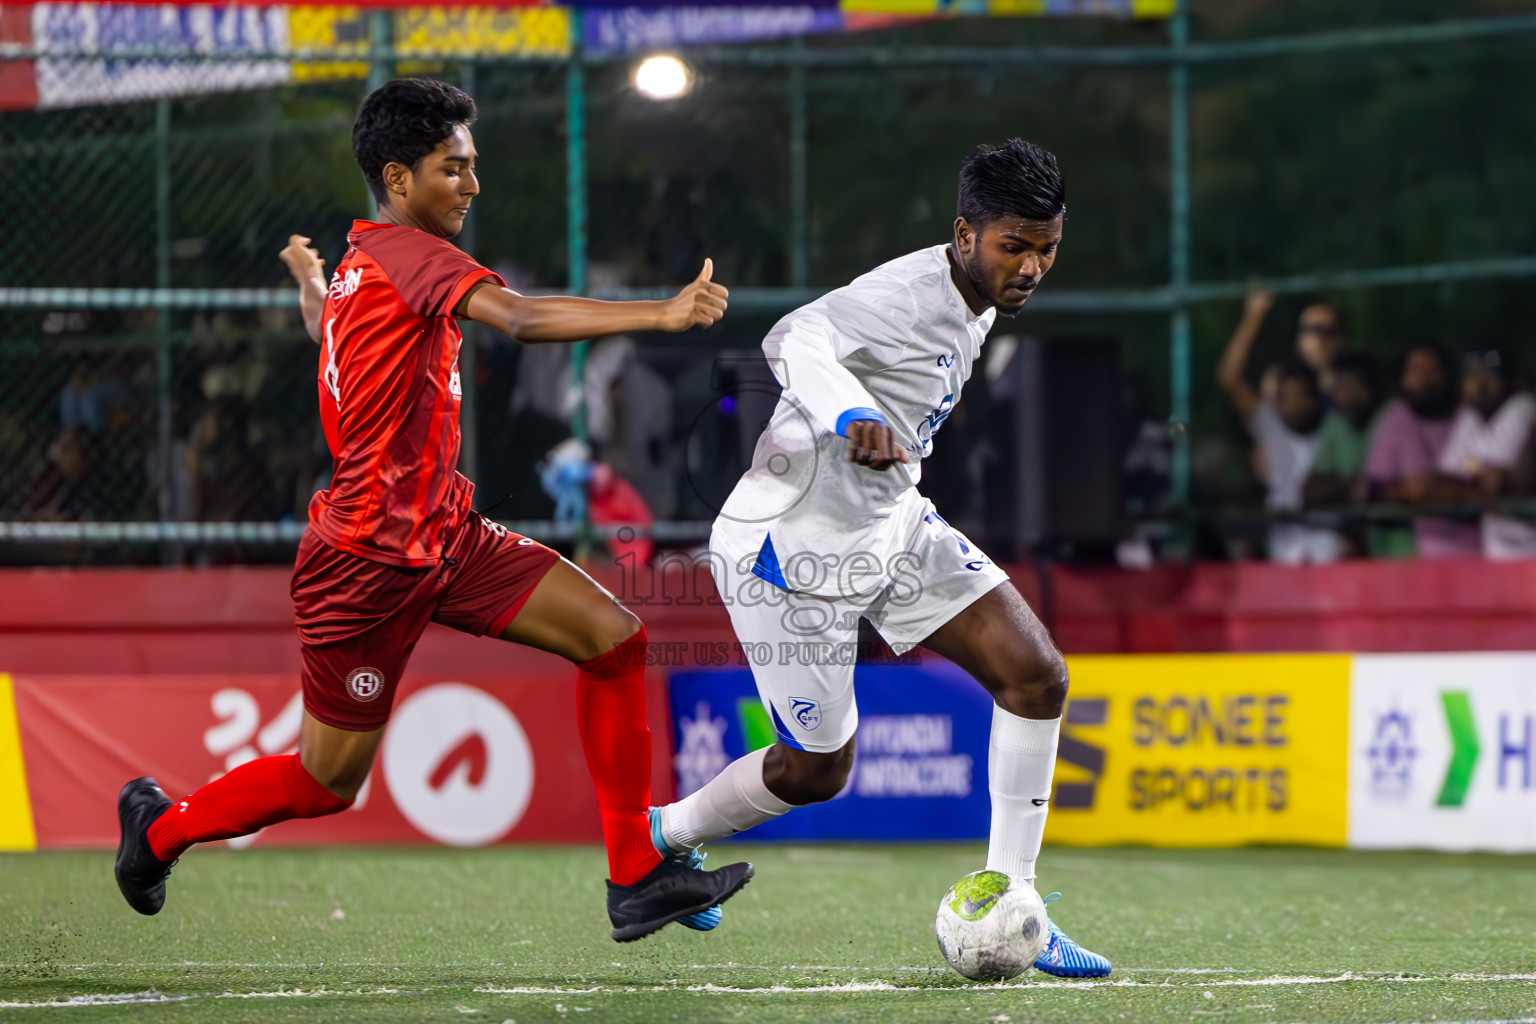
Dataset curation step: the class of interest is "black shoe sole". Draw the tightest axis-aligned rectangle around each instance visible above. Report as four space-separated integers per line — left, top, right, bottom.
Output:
611 864 754 943
115 777 172 916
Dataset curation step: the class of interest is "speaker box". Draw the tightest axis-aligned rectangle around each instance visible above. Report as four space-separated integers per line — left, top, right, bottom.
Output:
1005 334 1123 548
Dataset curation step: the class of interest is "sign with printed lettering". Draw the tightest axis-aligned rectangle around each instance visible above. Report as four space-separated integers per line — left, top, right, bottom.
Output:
1348 653 1536 852
669 662 994 841
1042 655 1351 847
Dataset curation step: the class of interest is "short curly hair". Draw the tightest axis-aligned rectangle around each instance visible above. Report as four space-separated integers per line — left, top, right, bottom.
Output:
352 77 477 204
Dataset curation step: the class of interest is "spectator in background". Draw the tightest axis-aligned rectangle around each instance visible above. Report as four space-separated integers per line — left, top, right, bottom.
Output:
185 400 277 523
1219 318 1344 564
1363 346 1459 496
19 427 106 521
1294 300 1349 398
1235 291 1349 405
59 367 104 432
1304 351 1382 506
1406 348 1536 559
1360 345 1458 557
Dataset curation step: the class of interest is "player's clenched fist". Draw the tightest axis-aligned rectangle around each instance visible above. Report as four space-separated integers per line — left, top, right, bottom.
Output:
659 258 729 331
845 419 910 472
279 234 325 284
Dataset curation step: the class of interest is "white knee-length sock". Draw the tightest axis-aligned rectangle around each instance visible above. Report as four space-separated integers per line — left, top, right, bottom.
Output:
983 705 1062 885
659 746 793 850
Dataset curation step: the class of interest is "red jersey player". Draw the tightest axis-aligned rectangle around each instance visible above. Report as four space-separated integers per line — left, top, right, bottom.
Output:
114 77 751 942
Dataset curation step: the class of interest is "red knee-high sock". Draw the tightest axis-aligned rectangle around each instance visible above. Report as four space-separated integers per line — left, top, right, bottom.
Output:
576 626 663 886
147 753 352 861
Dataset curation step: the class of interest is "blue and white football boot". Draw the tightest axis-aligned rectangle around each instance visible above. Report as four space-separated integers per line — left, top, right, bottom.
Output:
1033 892 1112 978
649 807 723 932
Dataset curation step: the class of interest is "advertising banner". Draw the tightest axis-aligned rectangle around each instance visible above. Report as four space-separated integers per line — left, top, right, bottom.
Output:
1047 655 1350 847
670 661 995 841
671 655 1351 846
1349 653 1536 852
0 675 37 851
7 670 660 849
0 4 573 110
581 6 840 56
24 3 291 109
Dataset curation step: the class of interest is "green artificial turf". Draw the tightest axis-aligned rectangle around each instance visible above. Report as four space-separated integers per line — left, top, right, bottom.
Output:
2 844 1534 1023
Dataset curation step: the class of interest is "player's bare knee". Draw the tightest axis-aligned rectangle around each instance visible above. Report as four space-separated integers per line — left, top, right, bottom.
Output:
299 754 367 804
766 739 854 805
1026 647 1069 716
573 604 643 664
318 773 365 805
989 646 1068 719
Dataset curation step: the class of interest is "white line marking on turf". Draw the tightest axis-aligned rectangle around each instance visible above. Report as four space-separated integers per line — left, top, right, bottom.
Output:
12 971 1536 1007
0 988 398 1009
476 972 1536 996
0 993 191 1008
0 962 1268 974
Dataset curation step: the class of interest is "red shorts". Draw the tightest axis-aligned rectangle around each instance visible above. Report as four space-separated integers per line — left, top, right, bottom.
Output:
290 514 561 731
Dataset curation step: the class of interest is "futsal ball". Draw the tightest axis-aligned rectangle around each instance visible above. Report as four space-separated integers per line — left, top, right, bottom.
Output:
934 870 1049 981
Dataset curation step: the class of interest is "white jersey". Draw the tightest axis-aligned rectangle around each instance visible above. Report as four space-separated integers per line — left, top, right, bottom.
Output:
712 244 997 598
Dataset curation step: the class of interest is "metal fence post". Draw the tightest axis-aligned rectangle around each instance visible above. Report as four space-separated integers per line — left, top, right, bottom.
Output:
1169 0 1192 508
567 19 589 444
789 40 810 288
155 97 173 530
566 13 593 557
458 59 479 486
365 11 391 220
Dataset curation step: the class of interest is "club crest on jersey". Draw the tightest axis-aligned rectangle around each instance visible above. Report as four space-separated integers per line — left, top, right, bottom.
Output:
789 697 822 731
346 667 385 702
328 267 362 302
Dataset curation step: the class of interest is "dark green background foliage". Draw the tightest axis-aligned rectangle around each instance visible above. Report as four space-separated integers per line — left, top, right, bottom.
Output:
1 1 1533 552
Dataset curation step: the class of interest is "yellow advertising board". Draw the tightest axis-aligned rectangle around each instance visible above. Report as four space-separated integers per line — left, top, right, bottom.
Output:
1049 655 1350 847
290 5 571 83
0 675 37 851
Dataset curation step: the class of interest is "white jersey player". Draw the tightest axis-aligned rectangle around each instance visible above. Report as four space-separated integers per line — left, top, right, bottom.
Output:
651 139 1109 977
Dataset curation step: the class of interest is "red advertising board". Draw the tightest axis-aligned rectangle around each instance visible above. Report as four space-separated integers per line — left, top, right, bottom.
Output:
12 668 674 849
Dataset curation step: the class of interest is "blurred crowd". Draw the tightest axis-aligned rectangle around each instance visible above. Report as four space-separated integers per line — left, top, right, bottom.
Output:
1219 292 1536 564
0 310 327 562
7 292 1536 569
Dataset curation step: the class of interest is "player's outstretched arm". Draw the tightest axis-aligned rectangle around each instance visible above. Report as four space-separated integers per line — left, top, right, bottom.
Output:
459 259 727 344
279 235 327 345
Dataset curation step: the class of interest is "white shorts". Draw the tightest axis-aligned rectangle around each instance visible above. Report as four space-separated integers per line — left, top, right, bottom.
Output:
709 500 1011 753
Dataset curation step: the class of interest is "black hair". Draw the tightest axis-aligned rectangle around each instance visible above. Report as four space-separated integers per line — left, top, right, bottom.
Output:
352 77 477 204
1298 297 1349 338
956 138 1065 228
1403 342 1453 378
1276 357 1320 395
1330 350 1379 395
1460 345 1514 385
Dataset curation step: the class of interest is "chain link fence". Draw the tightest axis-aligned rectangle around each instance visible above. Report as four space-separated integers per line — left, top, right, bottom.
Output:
4 3 1536 566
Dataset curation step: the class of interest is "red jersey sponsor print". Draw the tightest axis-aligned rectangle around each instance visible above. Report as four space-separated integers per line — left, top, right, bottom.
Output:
308 220 503 567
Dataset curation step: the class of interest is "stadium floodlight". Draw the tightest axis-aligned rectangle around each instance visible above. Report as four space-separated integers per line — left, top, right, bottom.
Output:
633 55 692 100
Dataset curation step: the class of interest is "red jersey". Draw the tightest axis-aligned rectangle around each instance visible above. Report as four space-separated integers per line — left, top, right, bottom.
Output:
307 220 502 567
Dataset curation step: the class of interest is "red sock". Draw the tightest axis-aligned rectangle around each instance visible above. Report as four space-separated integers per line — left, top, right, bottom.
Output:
147 753 352 861
576 626 663 886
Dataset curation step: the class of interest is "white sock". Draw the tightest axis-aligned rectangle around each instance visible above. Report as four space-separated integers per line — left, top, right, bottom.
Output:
660 746 793 850
983 706 1061 885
